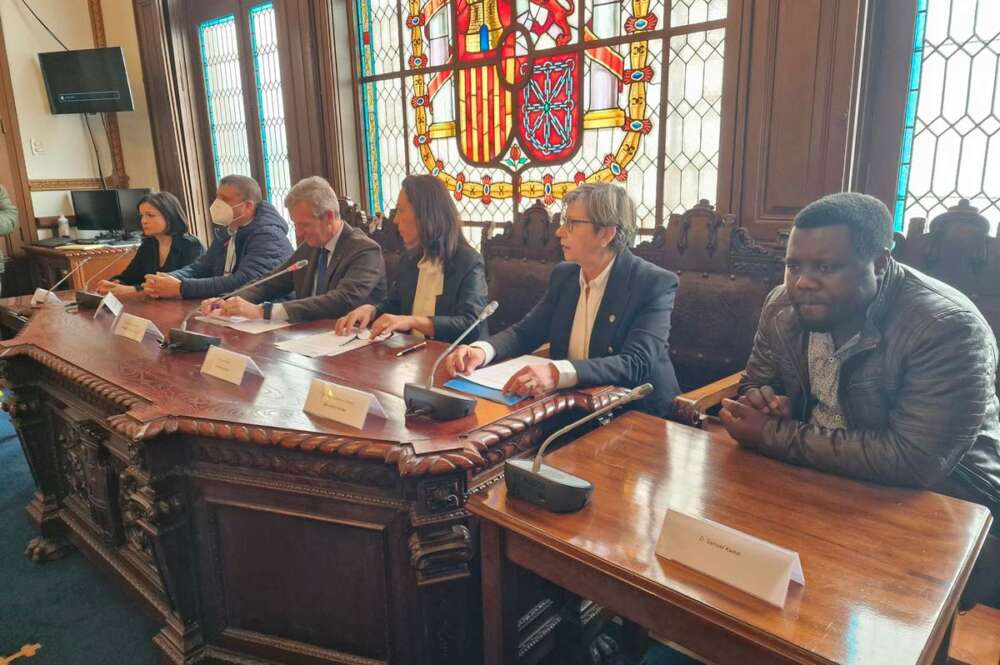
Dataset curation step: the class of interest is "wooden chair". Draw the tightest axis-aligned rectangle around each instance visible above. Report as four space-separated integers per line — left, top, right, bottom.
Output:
631 201 784 424
481 200 562 334
338 196 369 231
367 208 406 288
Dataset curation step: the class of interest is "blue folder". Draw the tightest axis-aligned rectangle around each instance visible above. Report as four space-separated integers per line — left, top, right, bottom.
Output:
444 378 524 406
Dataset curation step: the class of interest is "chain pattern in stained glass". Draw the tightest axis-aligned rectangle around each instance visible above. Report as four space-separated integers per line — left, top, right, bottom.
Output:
250 3 292 224
663 27 724 217
896 0 1000 231
199 15 252 181
354 0 729 235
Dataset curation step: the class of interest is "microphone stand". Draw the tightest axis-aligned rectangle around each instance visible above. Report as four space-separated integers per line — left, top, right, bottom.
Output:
403 300 498 420
164 259 309 352
33 256 93 308
504 383 653 512
75 251 136 309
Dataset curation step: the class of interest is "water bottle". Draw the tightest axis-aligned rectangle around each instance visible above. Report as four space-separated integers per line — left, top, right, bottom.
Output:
57 214 70 238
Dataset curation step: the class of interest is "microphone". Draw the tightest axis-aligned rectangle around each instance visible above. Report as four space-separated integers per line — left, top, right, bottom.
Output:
403 300 498 420
165 259 309 352
75 252 137 309
32 256 93 307
504 383 653 512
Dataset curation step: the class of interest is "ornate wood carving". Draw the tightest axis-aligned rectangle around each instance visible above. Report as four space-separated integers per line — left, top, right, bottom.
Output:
408 524 474 585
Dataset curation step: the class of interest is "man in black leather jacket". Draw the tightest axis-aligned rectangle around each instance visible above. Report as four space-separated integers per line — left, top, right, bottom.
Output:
721 192 1000 607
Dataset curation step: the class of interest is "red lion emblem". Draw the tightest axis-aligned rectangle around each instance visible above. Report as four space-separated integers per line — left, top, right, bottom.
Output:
528 0 575 46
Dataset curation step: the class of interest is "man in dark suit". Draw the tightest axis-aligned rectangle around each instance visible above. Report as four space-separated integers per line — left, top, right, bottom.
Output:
202 176 386 322
443 183 681 418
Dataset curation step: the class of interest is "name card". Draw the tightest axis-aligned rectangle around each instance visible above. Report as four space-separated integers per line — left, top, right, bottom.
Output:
200 345 264 385
113 313 164 344
303 378 386 430
94 292 124 320
31 288 61 306
655 509 804 607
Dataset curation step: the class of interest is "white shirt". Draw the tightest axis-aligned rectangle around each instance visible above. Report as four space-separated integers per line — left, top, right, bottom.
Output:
410 256 445 338
223 227 239 275
471 257 616 389
270 229 342 322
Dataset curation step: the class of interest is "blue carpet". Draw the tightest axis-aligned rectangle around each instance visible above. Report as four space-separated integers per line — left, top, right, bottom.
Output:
0 417 160 664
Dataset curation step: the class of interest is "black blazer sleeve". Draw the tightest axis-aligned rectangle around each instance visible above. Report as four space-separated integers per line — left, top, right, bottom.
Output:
431 251 488 342
375 251 413 317
485 265 570 360
570 269 677 389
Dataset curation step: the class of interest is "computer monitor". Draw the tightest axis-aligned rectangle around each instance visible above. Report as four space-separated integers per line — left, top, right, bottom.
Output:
71 190 120 233
71 188 151 237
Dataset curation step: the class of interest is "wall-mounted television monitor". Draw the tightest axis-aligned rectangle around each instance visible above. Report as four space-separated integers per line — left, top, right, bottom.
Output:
38 47 133 114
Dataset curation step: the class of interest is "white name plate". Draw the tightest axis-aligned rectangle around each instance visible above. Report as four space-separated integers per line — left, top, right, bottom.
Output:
655 509 804 607
94 292 124 320
200 345 264 385
31 288 61 306
113 313 164 344
303 378 386 430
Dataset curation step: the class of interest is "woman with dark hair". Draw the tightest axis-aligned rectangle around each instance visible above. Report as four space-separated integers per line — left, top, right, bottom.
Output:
95 191 203 298
335 175 489 342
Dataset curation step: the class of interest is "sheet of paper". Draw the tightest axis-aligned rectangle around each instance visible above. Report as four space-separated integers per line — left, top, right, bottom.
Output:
655 509 804 607
200 345 265 385
194 315 290 334
303 378 386 429
275 331 370 358
31 288 61 306
462 355 550 390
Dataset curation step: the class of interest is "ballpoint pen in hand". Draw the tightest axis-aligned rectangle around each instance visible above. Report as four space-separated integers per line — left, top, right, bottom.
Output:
395 341 427 357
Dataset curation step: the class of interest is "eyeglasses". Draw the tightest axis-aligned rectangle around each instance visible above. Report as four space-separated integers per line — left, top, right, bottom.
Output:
559 215 601 232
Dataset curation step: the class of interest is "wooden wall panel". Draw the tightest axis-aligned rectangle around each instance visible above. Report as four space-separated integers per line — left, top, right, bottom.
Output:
736 0 863 241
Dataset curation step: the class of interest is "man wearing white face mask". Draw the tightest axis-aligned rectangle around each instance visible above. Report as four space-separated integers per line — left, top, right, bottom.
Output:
143 174 293 299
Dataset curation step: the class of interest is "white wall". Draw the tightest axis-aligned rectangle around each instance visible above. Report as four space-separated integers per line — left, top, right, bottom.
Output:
1 0 158 219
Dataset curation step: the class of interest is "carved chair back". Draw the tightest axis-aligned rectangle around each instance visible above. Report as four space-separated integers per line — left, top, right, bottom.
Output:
893 199 1000 387
368 208 407 288
634 200 785 391
481 200 562 333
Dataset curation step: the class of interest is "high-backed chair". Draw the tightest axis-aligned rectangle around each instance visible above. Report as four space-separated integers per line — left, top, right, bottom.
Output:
892 199 1000 384
338 196 369 231
368 209 406 288
481 200 562 334
634 201 784 417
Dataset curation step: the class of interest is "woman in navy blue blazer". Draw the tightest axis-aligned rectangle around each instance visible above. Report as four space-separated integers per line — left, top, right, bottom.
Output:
336 175 489 343
443 183 681 418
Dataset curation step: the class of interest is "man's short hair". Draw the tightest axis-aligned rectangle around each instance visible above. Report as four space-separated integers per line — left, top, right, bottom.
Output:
284 176 340 219
562 182 637 253
793 192 893 261
218 174 263 203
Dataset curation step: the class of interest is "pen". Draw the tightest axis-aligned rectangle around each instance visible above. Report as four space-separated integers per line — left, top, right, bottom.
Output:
395 341 427 357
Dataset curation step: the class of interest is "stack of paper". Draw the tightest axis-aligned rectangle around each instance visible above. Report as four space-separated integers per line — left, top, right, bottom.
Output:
274 330 370 358
195 314 291 334
444 355 548 405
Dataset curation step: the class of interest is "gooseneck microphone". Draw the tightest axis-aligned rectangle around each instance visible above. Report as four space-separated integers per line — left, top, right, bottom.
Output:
32 256 93 307
505 383 654 512
75 252 138 309
165 259 309 351
403 300 498 420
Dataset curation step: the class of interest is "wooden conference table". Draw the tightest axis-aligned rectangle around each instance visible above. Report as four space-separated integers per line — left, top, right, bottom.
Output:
0 294 626 665
470 412 993 665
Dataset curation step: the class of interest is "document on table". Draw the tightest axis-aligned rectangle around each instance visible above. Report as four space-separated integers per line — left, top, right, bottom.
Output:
275 330 370 358
195 315 290 334
462 355 550 390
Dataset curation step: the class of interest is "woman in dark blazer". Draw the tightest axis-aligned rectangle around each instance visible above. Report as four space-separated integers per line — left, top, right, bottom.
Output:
443 182 681 418
95 191 203 299
336 175 488 343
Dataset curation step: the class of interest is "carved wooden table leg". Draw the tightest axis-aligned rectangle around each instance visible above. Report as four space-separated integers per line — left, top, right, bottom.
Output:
24 535 72 562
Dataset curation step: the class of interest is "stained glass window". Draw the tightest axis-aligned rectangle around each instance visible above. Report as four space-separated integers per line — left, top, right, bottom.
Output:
250 2 293 221
354 0 728 242
199 15 252 181
895 0 1000 231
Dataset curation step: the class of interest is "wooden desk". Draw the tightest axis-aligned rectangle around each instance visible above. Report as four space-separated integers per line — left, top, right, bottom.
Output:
469 412 993 665
0 296 625 665
24 244 138 290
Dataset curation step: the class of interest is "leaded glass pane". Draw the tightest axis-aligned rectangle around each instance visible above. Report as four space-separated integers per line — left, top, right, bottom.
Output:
250 2 292 226
356 0 403 76
670 0 726 28
199 15 252 181
897 0 1000 230
663 27 724 216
